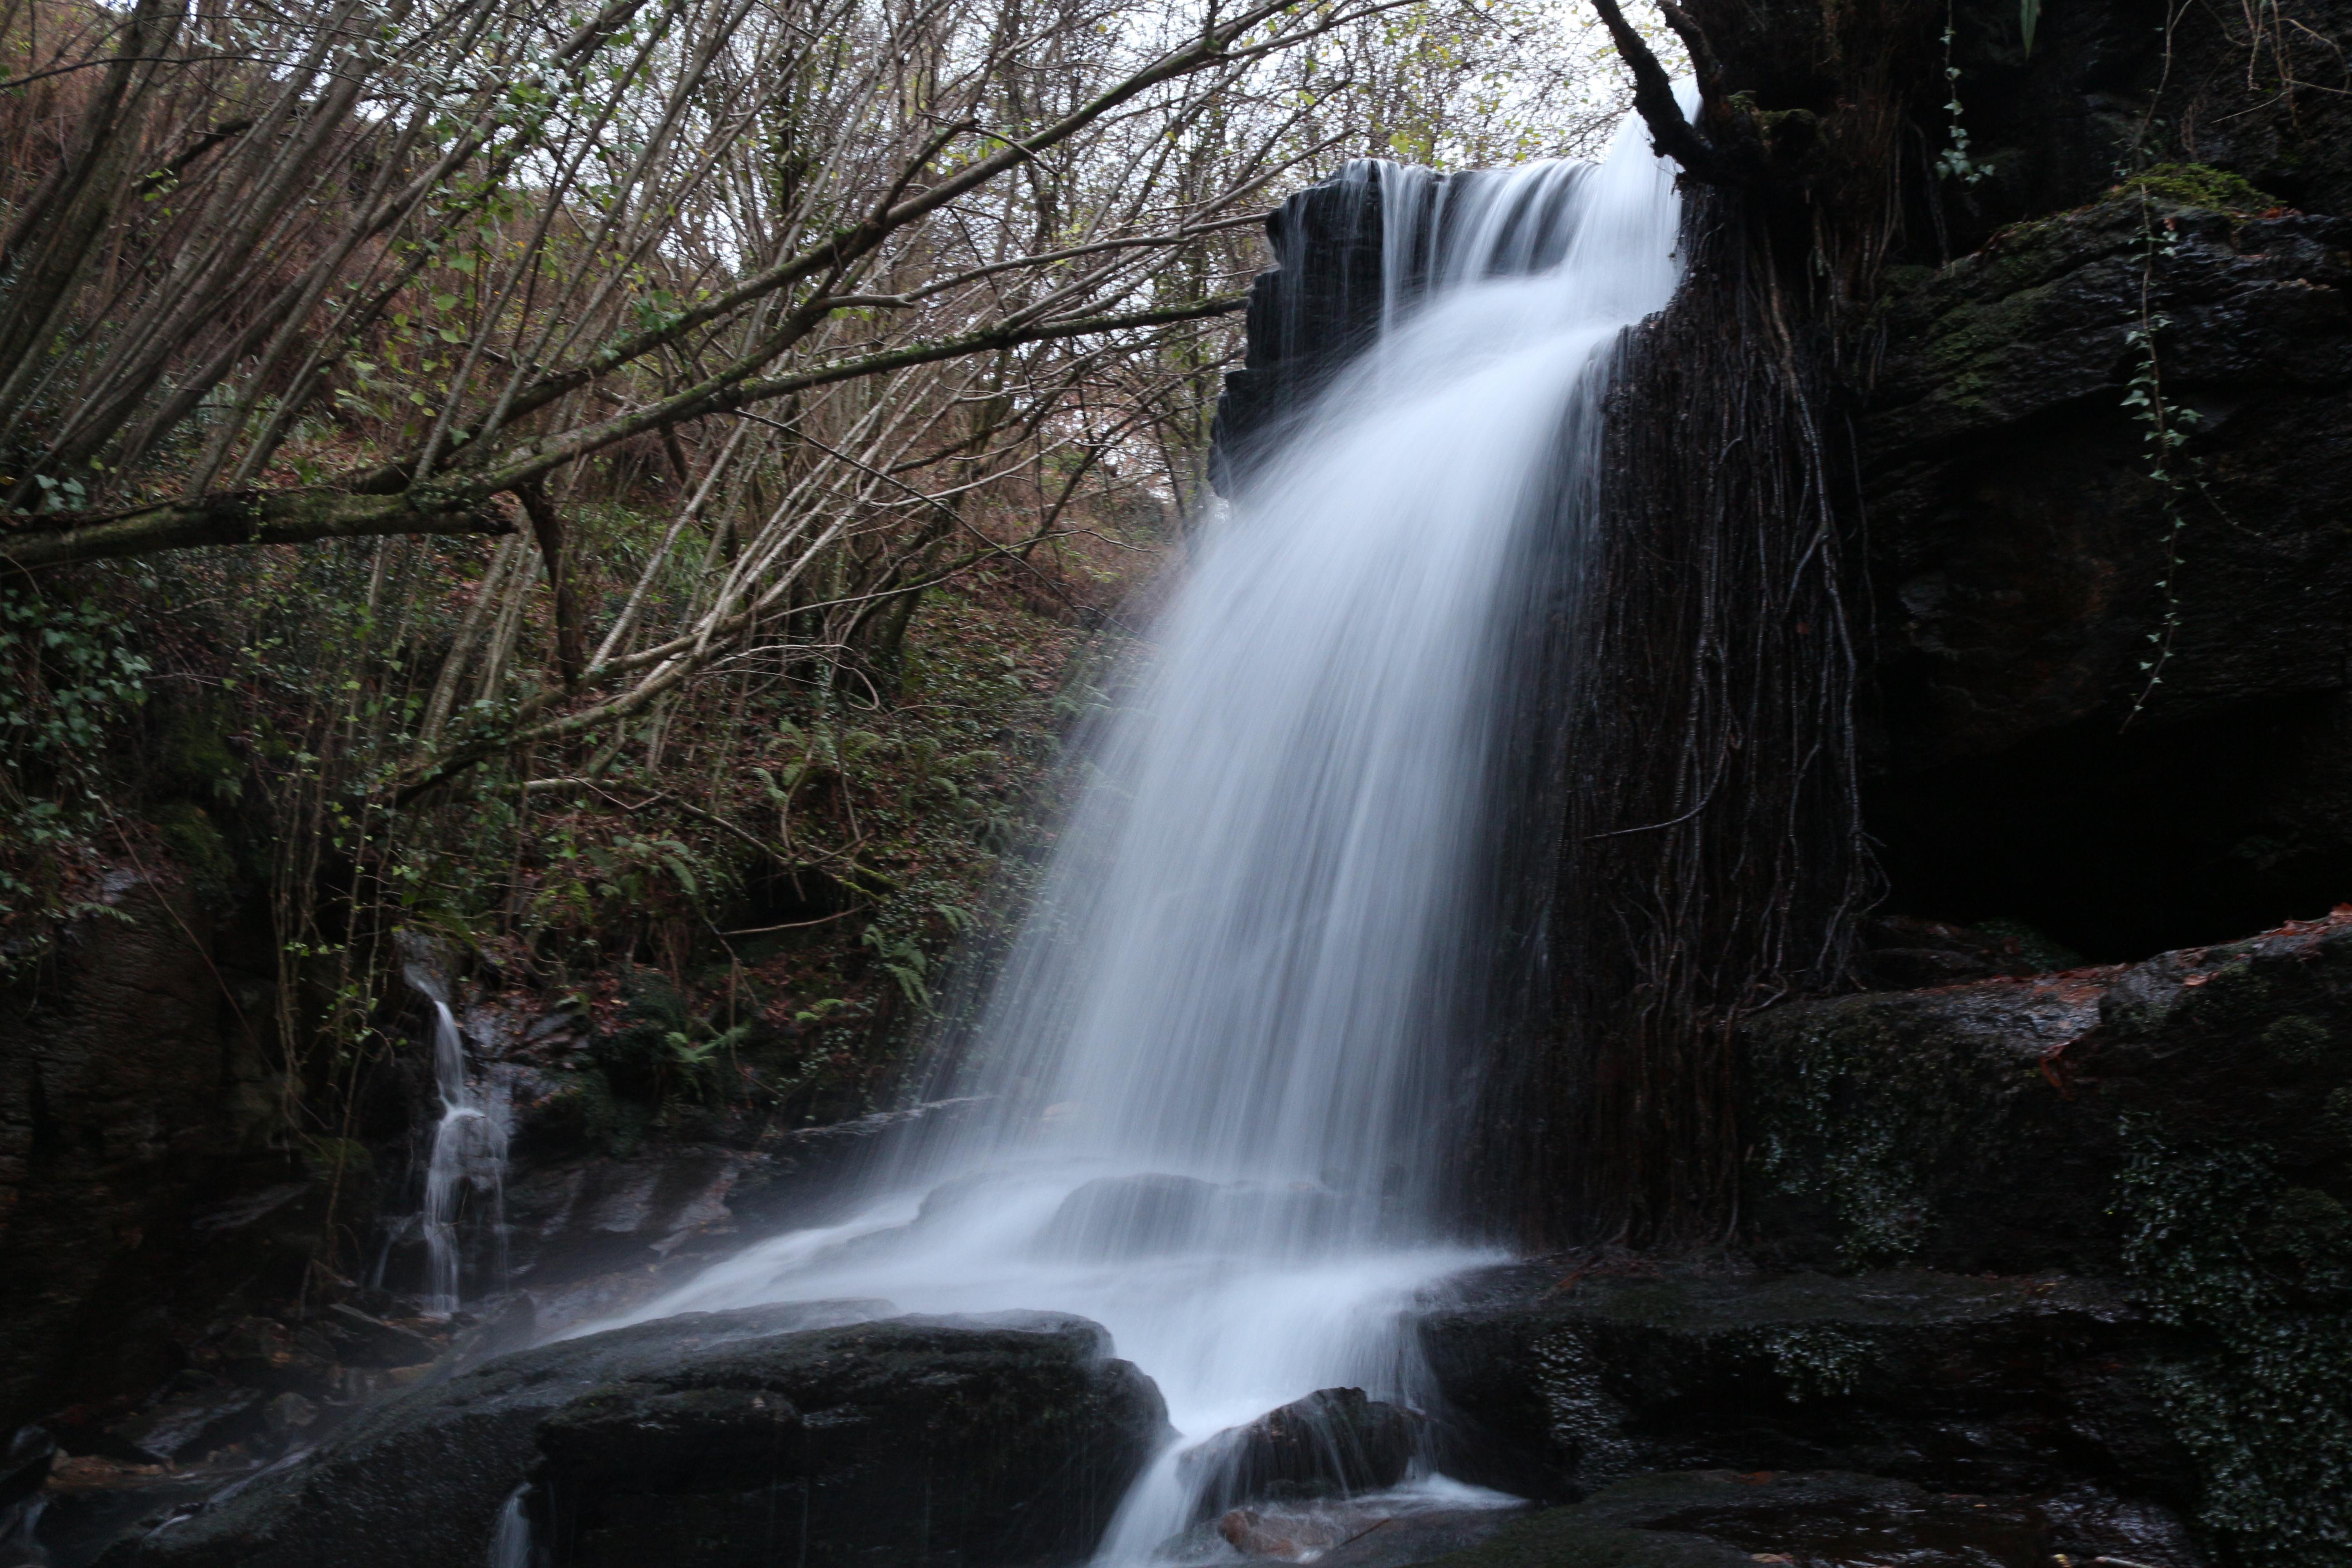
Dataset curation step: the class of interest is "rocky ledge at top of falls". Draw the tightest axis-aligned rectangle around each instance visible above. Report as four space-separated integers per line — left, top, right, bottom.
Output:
104 1305 1169 1568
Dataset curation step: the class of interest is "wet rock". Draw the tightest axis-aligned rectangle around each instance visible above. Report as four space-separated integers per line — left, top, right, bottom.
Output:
319 1307 437 1370
1409 1471 2204 1568
1219 1499 1525 1566
530 1310 1169 1568
491 1097 992 1340
102 1386 265 1466
1854 916 2049 990
0 1428 53 1518
1740 906 2352 1274
497 1145 748 1293
1416 1264 2186 1506
111 1302 876 1568
118 1303 1164 1568
0 876 302 1432
1037 1174 1217 1258
1180 1387 1419 1517
31 1456 229 1568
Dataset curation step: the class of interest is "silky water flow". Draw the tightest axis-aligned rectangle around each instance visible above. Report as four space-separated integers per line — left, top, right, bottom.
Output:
595 94 1692 1563
423 1000 508 1316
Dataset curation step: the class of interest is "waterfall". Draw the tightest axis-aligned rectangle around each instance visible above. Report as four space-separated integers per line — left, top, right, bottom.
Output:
598 93 1691 1561
422 1000 508 1317
488 1487 535 1568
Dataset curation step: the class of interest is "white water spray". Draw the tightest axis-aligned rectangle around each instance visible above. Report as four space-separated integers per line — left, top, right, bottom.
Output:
422 1000 507 1316
602 97 1690 1562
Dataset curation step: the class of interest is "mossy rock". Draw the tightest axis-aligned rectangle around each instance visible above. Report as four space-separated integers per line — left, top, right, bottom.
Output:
2114 1128 2352 1564
149 800 237 900
141 687 247 828
1417 1262 2189 1506
2112 162 2282 215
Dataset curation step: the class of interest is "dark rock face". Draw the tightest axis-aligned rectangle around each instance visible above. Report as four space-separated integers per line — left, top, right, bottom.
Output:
1418 1265 2187 1507
1861 200 2352 956
1731 909 2352 1565
1178 1387 1419 1518
119 1306 1166 1568
1409 1470 2204 1568
1207 168 1387 491
1740 907 2352 1274
0 874 298 1433
1372 878 2352 1564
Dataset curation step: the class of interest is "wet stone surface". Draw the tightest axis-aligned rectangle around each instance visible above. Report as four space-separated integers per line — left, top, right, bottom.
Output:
1403 1471 2205 1568
1181 1387 1422 1519
105 1305 1163 1568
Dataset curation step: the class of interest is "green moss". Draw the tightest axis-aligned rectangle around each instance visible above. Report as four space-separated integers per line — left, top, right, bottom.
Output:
2113 162 2281 215
1754 1323 1871 1401
301 1136 373 1186
2116 1128 2352 1564
152 694 245 802
1748 1009 1938 1266
151 800 237 898
2261 1014 2335 1066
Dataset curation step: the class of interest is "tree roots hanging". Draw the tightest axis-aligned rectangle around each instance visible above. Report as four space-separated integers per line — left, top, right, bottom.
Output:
1487 189 1880 1249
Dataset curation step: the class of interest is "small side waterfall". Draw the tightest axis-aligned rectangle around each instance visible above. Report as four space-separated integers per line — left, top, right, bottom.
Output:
487 1486 535 1568
422 1000 508 1316
598 93 1693 1562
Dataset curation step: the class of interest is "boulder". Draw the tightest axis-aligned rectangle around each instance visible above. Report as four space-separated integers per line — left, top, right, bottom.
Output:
115 1303 1165 1568
525 1311 1171 1568
1178 1387 1420 1516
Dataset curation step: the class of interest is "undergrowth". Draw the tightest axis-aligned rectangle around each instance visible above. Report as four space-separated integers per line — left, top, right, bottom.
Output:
0 466 1161 1265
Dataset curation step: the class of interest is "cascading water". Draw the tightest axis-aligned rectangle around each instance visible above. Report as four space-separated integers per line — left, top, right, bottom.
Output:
421 1000 508 1316
598 93 1690 1562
